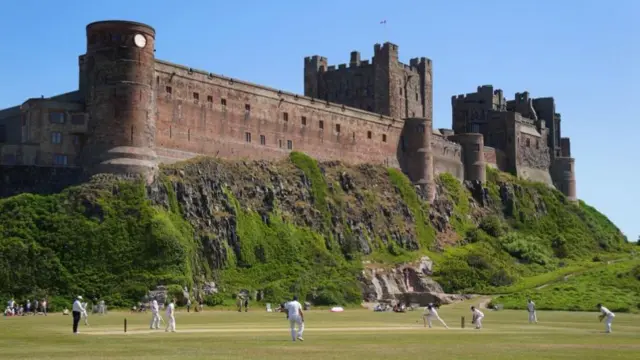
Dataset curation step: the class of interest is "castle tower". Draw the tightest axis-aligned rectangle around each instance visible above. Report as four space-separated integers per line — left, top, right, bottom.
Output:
449 133 486 183
401 117 435 202
82 20 158 178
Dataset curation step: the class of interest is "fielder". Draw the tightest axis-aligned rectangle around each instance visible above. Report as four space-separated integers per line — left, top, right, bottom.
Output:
150 299 161 329
81 301 89 325
597 303 615 333
284 296 305 342
423 304 449 329
527 299 537 324
471 306 484 329
165 298 176 332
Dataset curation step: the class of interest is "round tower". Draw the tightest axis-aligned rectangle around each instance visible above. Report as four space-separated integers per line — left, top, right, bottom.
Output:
83 20 158 177
554 157 577 202
402 117 435 202
451 133 486 183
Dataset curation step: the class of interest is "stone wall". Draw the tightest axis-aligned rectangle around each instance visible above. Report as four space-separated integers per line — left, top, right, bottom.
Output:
154 60 403 169
0 165 85 198
431 135 463 180
483 146 508 171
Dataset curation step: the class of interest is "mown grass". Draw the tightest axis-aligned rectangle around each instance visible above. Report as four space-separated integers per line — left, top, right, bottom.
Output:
1 303 639 360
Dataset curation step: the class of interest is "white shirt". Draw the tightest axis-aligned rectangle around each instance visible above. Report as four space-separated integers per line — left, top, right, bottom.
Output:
527 302 535 312
424 307 438 316
151 300 159 313
166 302 175 316
600 306 614 317
473 309 484 317
72 300 85 313
285 300 302 318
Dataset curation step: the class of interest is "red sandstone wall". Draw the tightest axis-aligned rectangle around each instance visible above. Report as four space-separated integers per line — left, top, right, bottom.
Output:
154 61 402 167
483 146 508 171
431 135 463 180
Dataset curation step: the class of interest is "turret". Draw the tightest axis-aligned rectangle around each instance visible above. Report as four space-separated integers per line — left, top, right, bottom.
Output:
449 133 486 183
82 20 158 179
553 157 577 202
401 117 435 201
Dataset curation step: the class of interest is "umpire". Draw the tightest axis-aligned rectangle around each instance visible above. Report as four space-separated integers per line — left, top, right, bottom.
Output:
72 296 84 334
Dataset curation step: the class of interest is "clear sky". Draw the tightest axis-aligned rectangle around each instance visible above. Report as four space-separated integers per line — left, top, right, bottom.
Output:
1 0 638 241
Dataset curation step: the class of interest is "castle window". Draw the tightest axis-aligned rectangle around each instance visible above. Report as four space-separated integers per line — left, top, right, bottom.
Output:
412 112 415 117
165 86 172 94
417 124 425 133
287 140 293 150
245 132 251 143
283 112 289 121
193 92 199 101
221 98 227 107
367 105 373 112
525 138 531 147
382 134 387 142
319 120 324 130
245 104 251 112
399 89 403 96
260 135 266 145
279 139 283 148
49 112 65 124
335 124 341 133
53 154 68 166
51 132 62 144
367 131 372 139
207 95 213 103
71 114 85 125
415 93 419 101
301 116 307 126
536 140 540 149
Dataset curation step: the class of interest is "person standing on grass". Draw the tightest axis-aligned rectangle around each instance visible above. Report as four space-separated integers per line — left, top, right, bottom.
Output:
165 298 176 332
284 296 304 342
41 298 47 316
423 303 449 329
471 306 484 330
527 299 538 324
150 299 161 329
81 301 90 325
72 296 86 334
186 298 191 313
597 303 615 333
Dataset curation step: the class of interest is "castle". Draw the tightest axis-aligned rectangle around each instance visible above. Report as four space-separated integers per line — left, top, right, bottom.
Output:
0 20 576 201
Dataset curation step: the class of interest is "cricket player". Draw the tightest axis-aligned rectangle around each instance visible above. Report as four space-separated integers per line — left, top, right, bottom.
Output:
527 299 537 324
150 299 161 329
165 298 176 332
81 301 89 325
423 304 449 329
471 306 484 329
284 296 305 342
72 296 85 334
597 303 615 333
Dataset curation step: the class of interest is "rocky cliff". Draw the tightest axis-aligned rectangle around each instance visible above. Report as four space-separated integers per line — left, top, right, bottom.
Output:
0 152 630 309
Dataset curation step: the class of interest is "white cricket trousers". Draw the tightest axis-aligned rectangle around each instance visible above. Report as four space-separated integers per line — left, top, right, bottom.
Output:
604 314 615 333
528 311 537 323
475 316 484 329
289 315 304 341
425 314 448 328
165 315 176 332
150 312 160 329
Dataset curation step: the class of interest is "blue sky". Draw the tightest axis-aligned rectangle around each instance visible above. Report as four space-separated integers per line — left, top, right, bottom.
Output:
1 0 638 241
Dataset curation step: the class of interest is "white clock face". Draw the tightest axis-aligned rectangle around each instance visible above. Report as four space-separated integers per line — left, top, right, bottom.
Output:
134 34 147 48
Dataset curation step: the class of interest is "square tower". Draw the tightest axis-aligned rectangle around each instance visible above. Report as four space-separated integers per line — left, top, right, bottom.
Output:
304 42 432 120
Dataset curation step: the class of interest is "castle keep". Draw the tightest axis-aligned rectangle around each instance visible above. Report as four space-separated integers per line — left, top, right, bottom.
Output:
0 20 576 201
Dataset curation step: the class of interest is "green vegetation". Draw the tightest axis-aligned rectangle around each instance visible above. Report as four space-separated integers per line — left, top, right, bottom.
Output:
491 259 640 313
0 178 205 309
0 155 634 312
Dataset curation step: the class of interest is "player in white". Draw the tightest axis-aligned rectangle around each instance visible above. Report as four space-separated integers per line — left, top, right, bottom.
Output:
165 298 176 332
597 303 615 333
149 299 161 329
284 296 305 342
527 299 537 324
423 303 449 329
81 301 89 325
471 306 484 329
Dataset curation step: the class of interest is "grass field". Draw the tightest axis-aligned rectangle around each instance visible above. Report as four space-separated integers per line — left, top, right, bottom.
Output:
1 298 638 360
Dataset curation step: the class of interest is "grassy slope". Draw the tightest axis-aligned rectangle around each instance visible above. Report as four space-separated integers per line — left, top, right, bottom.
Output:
0 153 635 311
